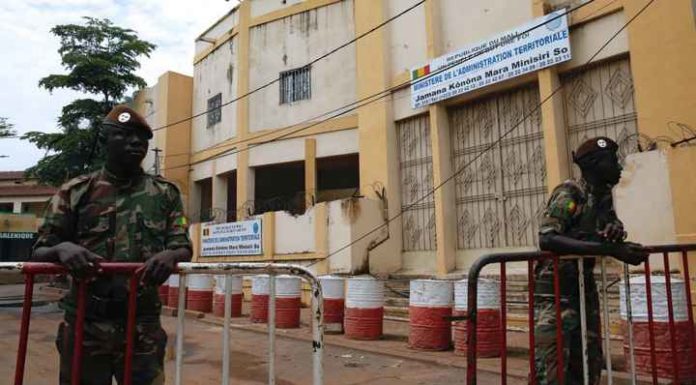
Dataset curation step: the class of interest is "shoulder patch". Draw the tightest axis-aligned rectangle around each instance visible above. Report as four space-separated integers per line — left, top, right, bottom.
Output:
554 179 587 204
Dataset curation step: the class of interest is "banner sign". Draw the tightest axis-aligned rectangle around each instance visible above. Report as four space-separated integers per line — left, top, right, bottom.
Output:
201 219 263 257
410 9 571 108
0 232 35 240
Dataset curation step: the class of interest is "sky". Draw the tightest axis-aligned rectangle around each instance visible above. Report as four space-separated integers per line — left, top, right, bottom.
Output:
0 0 239 171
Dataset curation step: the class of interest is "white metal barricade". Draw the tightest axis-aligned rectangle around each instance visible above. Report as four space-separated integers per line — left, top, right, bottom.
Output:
174 263 324 385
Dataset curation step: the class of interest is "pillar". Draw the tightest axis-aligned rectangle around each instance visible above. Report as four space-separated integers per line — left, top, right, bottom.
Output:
212 174 228 222
425 0 457 275
355 0 402 274
235 0 253 220
533 1 570 192
305 138 317 208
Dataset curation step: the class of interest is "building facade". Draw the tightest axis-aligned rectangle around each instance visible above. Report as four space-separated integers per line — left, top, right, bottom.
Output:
0 171 56 261
135 0 696 277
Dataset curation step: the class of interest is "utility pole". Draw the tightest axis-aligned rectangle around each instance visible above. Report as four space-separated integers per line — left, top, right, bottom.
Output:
152 147 162 176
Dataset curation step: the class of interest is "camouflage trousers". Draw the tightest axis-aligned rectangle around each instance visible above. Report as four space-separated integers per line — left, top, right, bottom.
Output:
533 274 603 385
56 318 167 385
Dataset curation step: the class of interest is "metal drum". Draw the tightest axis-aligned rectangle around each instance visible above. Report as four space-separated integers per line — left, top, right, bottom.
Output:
345 276 384 340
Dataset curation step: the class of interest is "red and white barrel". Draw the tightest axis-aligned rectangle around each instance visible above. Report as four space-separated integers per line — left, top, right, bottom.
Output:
453 278 502 357
319 276 345 333
186 275 214 313
275 275 302 329
213 275 243 318
345 276 384 340
167 274 186 308
250 275 270 323
620 276 695 380
158 283 169 306
409 279 453 351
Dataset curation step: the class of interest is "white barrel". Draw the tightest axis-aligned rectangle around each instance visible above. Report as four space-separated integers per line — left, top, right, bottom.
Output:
346 276 384 309
168 274 180 288
188 274 214 290
454 278 500 311
275 275 301 298
410 279 453 307
620 276 689 321
214 275 243 295
319 276 345 299
252 275 270 295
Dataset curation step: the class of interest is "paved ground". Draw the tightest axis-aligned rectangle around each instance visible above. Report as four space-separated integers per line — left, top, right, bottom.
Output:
0 302 508 385
0 284 654 385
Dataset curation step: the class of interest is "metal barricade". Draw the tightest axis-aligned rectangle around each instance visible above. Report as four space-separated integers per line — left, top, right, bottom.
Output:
465 244 696 385
175 263 324 385
0 262 324 385
0 262 143 385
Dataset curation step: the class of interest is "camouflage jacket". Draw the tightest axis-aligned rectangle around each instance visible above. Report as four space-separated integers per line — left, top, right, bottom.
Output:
34 167 191 321
536 179 621 291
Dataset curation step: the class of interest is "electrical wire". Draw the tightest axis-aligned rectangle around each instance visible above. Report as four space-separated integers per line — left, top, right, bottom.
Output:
162 1 598 172
150 0 427 135
303 0 656 269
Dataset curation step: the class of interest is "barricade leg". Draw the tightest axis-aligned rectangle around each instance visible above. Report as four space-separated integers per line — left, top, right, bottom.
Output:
222 275 232 385
71 280 87 385
623 264 637 385
310 277 324 385
600 258 613 385
662 253 680 384
123 275 139 385
175 274 187 385
528 260 536 385
578 259 590 385
500 262 507 385
466 266 479 385
268 275 276 385
553 256 565 385
643 259 658 385
682 251 696 385
14 273 34 385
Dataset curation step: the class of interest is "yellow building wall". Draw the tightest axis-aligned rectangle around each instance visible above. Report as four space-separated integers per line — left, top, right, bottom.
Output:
625 0 696 267
160 72 193 200
157 0 696 276
133 72 193 203
354 0 403 274
0 213 37 233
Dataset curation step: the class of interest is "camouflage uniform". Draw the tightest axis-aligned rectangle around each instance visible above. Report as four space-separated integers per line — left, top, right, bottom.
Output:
534 179 619 385
34 167 191 385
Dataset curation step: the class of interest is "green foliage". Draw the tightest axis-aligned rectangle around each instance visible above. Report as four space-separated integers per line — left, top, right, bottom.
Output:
0 117 16 138
22 17 155 186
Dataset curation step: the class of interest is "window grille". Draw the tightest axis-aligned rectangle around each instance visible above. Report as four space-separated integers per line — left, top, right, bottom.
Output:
397 115 436 251
279 65 311 104
561 58 638 177
207 93 222 128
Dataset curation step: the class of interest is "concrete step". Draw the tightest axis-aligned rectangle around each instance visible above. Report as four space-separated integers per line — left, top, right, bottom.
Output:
384 297 409 307
384 305 409 318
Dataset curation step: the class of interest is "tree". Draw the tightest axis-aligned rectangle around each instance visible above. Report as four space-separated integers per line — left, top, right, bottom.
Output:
22 17 155 186
0 117 16 138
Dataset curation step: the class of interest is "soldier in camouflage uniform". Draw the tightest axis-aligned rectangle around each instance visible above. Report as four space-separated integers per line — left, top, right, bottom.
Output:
534 137 647 385
32 105 192 385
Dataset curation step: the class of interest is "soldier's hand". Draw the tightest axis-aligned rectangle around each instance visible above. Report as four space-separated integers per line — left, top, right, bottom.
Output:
611 242 648 266
53 242 104 278
140 250 178 286
600 222 626 243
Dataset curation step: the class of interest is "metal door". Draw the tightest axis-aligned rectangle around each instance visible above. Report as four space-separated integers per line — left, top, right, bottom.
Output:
450 86 547 249
397 115 436 251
